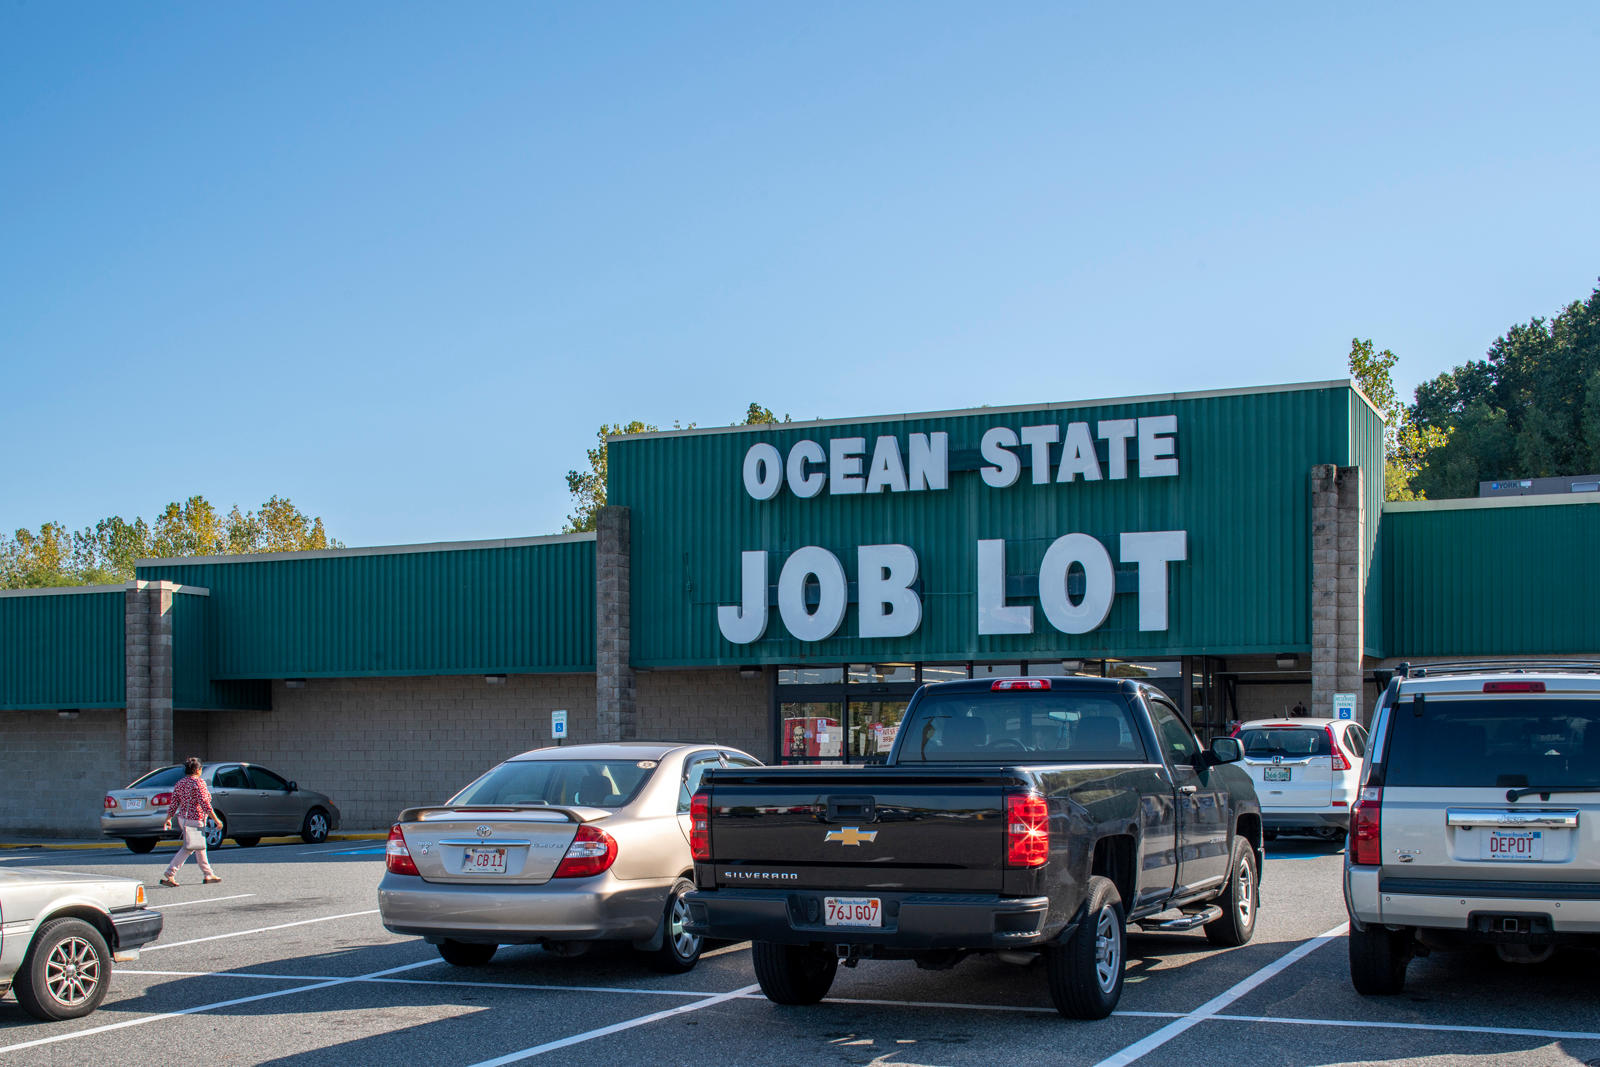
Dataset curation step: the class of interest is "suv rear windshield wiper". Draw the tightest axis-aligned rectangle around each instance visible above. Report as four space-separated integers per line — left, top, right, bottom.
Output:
1506 786 1600 802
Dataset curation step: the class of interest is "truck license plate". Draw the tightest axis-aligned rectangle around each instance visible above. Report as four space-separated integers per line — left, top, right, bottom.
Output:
1264 767 1290 782
1483 830 1543 861
462 847 507 874
824 897 881 927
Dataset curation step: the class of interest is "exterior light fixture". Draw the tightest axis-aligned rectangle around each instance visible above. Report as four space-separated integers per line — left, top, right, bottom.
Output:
285 679 307 689
1060 660 1083 673
1275 654 1297 669
738 667 761 679
485 674 507 684
58 709 80 720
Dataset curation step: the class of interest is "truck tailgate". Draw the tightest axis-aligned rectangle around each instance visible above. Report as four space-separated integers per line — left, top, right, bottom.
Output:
703 767 1012 893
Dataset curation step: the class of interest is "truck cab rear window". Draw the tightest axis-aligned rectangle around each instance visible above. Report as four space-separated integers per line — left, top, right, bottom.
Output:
1384 697 1600 789
897 693 1148 762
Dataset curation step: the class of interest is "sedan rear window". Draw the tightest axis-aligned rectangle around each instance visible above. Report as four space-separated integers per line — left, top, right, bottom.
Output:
897 692 1147 762
1241 728 1332 759
129 766 184 789
1385 697 1600 789
450 760 656 808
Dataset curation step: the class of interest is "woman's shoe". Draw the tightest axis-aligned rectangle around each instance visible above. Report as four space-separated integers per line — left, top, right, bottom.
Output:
159 876 179 888
202 875 222 884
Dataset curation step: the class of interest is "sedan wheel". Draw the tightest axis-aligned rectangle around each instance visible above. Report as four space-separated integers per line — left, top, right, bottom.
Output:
646 877 704 973
14 918 111 1021
204 815 227 850
301 807 330 844
125 836 158 854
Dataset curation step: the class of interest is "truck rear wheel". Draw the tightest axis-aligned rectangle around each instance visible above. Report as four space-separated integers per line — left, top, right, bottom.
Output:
1045 875 1125 1019
752 941 838 1005
1204 837 1259 947
1348 923 1411 995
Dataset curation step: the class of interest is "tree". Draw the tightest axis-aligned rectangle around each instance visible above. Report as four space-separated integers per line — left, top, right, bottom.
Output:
1407 282 1600 498
563 403 793 532
1348 339 1445 501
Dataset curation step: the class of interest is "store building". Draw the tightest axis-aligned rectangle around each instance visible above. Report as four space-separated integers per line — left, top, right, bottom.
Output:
5 379 1599 834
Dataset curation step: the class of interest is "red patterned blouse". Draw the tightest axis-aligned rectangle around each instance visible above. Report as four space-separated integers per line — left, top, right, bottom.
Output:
168 775 215 823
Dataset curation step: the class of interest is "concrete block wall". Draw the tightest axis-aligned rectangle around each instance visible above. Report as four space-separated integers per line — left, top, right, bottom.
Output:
596 506 636 740
197 674 598 830
0 710 126 837
635 668 771 758
1310 465 1367 721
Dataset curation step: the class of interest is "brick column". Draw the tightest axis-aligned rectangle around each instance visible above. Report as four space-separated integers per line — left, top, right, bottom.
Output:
596 506 636 741
124 580 177 781
1310 465 1366 720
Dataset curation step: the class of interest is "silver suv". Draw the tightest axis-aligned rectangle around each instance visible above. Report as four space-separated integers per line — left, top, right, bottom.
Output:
1344 662 1600 994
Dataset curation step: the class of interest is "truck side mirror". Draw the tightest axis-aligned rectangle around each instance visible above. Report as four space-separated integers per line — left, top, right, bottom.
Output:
1207 737 1243 764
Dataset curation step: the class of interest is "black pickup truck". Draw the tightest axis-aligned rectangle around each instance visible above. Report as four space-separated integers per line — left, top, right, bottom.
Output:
686 675 1262 1018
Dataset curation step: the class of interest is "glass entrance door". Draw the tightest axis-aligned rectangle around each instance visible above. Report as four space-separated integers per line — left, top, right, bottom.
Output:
779 701 844 763
848 699 908 763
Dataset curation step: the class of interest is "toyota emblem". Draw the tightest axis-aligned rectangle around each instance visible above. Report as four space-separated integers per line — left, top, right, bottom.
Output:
475 825 493 838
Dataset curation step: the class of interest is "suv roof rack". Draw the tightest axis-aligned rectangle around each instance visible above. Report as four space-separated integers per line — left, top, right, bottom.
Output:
1395 660 1600 679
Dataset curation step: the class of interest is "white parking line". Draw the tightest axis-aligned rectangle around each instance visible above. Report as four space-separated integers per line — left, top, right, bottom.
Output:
143 908 379 951
467 983 762 1065
148 893 255 908
1092 922 1349 1067
1209 1012 1600 1043
0 959 435 1057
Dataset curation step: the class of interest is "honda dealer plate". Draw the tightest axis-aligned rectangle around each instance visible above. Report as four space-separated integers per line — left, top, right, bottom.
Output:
1264 767 1291 782
463 846 507 874
1483 830 1543 861
824 896 882 927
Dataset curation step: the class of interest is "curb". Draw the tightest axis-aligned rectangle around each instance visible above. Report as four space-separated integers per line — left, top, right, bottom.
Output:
0 831 390 851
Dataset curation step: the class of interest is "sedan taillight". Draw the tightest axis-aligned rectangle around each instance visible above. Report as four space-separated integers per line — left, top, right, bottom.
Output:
690 791 711 862
104 795 118 810
385 824 419 876
152 792 173 806
554 825 618 879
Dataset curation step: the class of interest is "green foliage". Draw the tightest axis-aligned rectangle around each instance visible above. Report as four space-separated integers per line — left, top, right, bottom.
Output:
1 496 343 589
1348 338 1442 501
563 403 794 532
1408 283 1600 499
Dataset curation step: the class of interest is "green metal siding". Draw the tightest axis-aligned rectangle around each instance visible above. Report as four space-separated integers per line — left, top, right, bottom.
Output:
611 384 1383 668
0 589 124 709
172 592 270 710
138 538 595 679
1382 499 1600 657
1351 390 1388 658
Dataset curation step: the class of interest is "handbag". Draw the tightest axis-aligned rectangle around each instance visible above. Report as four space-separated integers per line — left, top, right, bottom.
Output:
183 823 207 850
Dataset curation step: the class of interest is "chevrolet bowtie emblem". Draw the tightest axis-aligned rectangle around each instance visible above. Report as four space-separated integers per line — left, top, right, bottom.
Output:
825 826 878 846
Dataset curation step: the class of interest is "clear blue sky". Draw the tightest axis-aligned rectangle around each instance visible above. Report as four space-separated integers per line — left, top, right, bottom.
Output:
4 3 1597 548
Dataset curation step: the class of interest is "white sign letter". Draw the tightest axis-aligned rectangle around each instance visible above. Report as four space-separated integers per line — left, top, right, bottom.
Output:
977 539 1033 635
865 436 909 494
829 437 867 495
1019 425 1060 485
980 427 1021 488
907 432 948 491
743 443 783 500
1120 530 1187 631
1097 419 1137 480
786 440 826 498
717 550 769 644
1055 421 1103 483
1038 533 1115 635
778 546 848 642
1138 415 1179 478
858 544 921 638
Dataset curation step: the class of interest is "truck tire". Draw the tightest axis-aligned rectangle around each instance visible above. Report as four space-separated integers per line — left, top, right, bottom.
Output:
1204 837 1259 947
1348 923 1411 995
1045 875 1125 1019
751 941 838 1005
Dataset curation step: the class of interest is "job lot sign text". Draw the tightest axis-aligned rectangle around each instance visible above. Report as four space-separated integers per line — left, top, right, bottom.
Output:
717 415 1188 645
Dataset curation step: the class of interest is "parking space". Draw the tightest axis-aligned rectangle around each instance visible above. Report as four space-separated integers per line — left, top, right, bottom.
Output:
4 837 1600 1066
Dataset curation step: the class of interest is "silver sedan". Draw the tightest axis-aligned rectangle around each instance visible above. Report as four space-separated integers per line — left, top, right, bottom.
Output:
0 866 163 1020
378 741 760 973
101 762 342 852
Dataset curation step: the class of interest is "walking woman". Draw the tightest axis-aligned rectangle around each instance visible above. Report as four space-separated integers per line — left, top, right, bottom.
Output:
159 757 221 887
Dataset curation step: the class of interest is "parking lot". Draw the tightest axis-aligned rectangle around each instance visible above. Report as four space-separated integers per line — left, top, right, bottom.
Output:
3 837 1599 1067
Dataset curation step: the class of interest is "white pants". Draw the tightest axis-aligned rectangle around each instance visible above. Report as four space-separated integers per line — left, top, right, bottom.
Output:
165 817 215 878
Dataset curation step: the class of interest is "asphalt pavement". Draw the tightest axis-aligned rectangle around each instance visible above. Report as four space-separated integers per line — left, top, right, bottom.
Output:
3 835 1598 1066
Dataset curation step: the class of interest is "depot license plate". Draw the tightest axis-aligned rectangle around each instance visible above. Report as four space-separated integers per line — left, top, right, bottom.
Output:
824 897 882 927
1264 767 1291 782
122 798 145 810
462 847 507 874
1483 830 1543 861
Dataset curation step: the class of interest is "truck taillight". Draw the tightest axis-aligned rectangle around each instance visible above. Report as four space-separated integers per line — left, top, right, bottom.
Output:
1350 787 1382 865
104 795 118 810
993 678 1050 691
554 825 618 878
690 791 711 862
1326 726 1350 772
385 824 419 876
152 792 173 806
1005 793 1050 867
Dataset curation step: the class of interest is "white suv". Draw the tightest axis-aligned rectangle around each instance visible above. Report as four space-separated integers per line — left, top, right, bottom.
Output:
1237 717 1366 842
1344 662 1600 994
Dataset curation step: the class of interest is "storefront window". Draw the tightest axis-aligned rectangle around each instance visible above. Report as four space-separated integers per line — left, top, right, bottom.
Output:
919 663 969 682
972 663 1023 678
848 663 915 685
779 701 843 763
779 667 844 685
848 699 907 761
